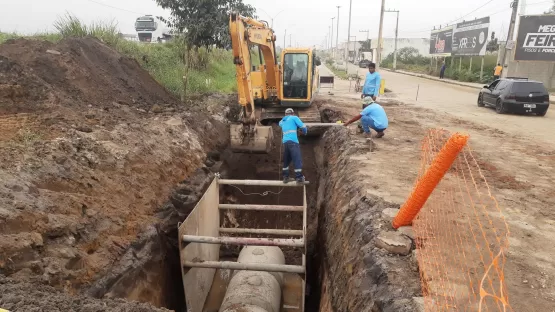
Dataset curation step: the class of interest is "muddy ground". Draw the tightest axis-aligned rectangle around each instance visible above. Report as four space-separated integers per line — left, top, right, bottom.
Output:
0 37 229 310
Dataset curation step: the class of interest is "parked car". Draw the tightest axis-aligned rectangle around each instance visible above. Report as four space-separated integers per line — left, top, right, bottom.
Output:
358 59 371 68
477 77 550 116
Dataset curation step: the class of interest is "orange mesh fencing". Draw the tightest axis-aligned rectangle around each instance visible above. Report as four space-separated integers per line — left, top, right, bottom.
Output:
409 129 512 312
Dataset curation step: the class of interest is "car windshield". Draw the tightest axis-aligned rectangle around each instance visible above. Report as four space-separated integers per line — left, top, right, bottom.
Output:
511 82 546 93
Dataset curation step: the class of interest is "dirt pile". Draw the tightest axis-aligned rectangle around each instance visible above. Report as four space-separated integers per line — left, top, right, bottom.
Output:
0 275 171 312
0 37 229 308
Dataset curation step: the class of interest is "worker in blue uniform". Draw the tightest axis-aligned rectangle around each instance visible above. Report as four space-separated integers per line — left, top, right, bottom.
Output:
279 108 308 183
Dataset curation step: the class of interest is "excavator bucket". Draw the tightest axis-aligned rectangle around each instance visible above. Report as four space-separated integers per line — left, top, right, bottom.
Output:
230 124 274 154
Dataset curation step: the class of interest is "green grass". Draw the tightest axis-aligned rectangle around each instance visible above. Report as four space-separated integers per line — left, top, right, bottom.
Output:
382 54 499 84
1 14 237 96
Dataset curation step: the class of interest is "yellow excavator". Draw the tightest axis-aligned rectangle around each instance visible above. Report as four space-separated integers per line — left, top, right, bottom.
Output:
229 13 323 153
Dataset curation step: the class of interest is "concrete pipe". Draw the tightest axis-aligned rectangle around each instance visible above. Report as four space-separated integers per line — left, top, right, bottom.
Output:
219 246 285 312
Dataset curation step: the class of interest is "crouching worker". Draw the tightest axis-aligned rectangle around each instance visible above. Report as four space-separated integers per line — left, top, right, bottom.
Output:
279 108 307 183
344 98 388 138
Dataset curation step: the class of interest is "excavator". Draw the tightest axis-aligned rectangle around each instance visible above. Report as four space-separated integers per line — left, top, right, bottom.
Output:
228 12 324 153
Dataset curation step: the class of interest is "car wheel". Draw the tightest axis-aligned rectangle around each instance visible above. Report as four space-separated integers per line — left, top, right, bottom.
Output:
477 94 485 107
495 99 506 114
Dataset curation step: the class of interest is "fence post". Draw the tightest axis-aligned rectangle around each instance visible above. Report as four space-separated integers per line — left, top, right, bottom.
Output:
459 57 462 72
480 56 485 81
392 132 469 229
469 57 473 73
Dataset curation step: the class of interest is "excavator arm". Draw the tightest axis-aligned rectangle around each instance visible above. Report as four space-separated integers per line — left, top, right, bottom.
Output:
228 13 279 153
229 13 280 118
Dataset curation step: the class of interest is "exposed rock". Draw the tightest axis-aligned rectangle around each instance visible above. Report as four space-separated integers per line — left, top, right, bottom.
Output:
382 207 400 220
375 230 412 255
398 226 415 240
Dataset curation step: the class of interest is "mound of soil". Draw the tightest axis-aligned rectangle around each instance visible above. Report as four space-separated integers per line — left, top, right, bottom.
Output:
0 37 230 309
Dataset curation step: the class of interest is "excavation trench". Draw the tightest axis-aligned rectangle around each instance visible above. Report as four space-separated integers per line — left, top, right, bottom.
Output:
87 108 421 312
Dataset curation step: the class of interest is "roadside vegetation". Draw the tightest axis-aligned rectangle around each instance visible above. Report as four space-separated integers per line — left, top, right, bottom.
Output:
0 14 238 97
381 47 498 84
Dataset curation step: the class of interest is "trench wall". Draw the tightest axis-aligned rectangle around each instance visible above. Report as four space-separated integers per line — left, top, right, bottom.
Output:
316 128 422 312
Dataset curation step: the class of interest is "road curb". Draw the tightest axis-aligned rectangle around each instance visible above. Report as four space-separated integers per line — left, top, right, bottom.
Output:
382 68 482 90
383 68 555 104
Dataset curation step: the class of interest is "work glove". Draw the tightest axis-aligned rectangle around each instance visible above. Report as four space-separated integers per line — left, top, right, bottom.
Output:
301 127 308 135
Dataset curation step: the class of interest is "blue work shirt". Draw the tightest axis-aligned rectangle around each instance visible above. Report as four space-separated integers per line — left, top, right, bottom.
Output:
362 71 382 95
279 115 306 144
361 103 388 129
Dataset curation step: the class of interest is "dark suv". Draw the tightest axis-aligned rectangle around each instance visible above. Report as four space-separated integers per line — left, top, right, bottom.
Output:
478 78 550 116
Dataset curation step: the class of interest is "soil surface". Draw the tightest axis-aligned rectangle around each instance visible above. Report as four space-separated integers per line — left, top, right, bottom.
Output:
0 37 229 309
319 64 555 311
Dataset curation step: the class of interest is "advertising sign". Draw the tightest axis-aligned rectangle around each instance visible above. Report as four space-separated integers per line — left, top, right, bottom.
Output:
452 17 490 56
515 15 555 61
429 26 453 56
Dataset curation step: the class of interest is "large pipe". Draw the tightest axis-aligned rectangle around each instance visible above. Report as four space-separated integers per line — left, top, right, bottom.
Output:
220 246 286 312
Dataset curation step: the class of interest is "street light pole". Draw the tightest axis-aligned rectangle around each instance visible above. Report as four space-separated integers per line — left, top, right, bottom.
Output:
346 0 353 72
284 29 287 49
331 17 335 55
385 9 400 71
377 0 386 70
336 6 341 60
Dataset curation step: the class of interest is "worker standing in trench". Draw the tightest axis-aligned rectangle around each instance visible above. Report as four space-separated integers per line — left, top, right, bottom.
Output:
279 108 307 183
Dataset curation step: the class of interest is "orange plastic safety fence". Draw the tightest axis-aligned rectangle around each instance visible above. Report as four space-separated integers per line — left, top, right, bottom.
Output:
410 129 512 312
393 132 469 229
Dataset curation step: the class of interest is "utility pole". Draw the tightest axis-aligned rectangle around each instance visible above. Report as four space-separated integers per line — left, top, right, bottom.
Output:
385 9 400 70
376 0 386 70
331 17 335 55
336 6 341 60
284 29 287 50
289 34 292 47
329 26 332 49
500 0 519 77
346 0 353 72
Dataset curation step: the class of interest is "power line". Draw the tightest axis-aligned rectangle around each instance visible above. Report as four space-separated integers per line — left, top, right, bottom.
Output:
400 0 551 35
84 0 146 15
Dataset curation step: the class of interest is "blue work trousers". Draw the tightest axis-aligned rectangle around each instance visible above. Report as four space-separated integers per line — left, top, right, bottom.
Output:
282 141 303 179
361 116 386 134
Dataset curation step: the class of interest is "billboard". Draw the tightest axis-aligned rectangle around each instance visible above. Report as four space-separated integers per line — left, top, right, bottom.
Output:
452 17 490 56
429 26 453 56
515 15 555 61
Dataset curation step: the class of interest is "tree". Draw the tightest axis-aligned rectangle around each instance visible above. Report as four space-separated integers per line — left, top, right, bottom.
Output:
486 31 499 53
155 0 255 49
545 0 555 13
153 0 256 98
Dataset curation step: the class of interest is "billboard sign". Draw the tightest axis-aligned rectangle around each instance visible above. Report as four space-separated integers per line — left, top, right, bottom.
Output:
515 15 555 61
429 26 453 56
452 17 490 56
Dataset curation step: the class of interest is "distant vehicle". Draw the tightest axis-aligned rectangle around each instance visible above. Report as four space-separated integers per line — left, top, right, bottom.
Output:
478 77 550 116
359 59 371 68
135 15 158 42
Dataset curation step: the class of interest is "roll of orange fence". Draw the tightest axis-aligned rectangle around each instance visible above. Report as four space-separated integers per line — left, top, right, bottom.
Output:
392 132 469 229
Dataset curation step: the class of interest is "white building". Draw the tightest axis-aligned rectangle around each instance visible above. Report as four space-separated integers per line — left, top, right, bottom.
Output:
370 38 430 62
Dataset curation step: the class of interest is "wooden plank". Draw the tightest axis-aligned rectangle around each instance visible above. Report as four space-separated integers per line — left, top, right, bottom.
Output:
183 261 305 274
219 228 303 236
182 235 304 248
178 178 220 312
219 204 303 212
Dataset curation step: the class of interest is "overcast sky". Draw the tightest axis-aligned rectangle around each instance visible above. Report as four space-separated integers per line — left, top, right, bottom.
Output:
1 0 552 48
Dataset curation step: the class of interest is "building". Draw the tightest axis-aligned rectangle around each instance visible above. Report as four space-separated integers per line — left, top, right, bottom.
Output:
370 38 430 63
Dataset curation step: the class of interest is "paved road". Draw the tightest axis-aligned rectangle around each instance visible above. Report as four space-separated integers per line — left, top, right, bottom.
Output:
342 62 555 146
